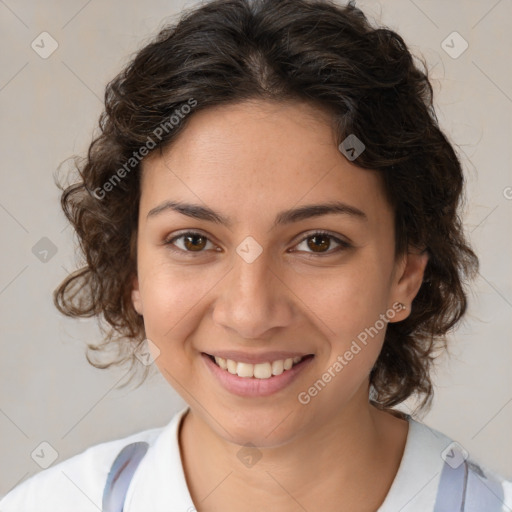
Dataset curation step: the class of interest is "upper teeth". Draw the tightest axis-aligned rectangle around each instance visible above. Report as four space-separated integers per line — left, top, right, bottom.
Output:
214 356 303 379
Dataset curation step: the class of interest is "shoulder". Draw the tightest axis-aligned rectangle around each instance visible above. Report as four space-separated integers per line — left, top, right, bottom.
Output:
382 416 512 511
0 422 167 512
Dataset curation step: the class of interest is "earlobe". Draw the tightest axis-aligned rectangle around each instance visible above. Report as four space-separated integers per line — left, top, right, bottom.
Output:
389 248 429 321
131 275 143 315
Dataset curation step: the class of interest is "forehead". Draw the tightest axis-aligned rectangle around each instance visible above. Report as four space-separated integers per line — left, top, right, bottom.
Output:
139 100 392 225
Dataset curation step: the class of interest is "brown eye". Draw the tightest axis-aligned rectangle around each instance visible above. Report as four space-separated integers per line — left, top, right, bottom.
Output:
307 234 331 252
182 233 207 251
165 231 215 254
294 231 351 256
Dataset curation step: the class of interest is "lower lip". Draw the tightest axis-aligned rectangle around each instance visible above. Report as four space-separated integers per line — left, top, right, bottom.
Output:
202 353 314 397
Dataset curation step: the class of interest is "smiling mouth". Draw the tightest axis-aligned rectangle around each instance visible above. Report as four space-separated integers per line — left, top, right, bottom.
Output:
204 353 314 379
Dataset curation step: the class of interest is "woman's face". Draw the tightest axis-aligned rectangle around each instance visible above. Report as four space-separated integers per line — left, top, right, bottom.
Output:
132 99 427 446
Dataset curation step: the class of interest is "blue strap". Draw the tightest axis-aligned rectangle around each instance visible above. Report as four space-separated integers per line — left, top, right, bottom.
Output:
104 439 506 512
464 460 506 512
434 447 505 511
433 455 467 511
102 441 149 512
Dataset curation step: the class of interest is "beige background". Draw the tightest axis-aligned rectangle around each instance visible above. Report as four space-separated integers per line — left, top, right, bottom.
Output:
1 0 511 498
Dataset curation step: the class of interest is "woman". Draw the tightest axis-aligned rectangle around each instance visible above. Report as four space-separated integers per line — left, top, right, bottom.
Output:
1 0 510 510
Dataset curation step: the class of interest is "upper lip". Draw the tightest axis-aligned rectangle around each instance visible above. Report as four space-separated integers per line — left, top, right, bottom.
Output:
203 351 313 364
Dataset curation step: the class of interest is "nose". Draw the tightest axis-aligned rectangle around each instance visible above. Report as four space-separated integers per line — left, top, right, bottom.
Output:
212 248 295 340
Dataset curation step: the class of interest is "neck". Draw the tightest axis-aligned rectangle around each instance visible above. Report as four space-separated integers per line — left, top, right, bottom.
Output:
178 389 409 512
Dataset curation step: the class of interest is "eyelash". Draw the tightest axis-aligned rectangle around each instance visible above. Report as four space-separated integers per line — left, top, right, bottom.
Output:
163 230 352 257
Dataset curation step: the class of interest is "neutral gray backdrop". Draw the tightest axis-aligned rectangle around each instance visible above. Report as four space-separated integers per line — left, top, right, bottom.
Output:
1 0 511 498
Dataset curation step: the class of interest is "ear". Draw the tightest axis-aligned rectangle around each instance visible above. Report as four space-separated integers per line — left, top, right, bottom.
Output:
131 274 143 315
388 247 429 322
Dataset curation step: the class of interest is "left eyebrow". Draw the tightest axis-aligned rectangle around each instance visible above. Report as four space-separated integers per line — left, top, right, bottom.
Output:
146 200 368 228
273 201 368 227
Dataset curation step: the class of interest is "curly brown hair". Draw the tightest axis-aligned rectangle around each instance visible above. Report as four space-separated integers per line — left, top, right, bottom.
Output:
54 0 478 414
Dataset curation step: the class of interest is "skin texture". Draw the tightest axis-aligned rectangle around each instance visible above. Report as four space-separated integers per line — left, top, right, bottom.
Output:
131 99 429 511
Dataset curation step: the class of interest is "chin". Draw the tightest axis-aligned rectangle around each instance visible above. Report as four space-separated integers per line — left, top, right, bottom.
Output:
205 402 308 448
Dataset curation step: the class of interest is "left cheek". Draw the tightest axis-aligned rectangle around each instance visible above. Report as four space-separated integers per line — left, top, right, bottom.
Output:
329 305 388 373
329 333 383 373
321 323 385 399
314 274 389 367
313 274 388 339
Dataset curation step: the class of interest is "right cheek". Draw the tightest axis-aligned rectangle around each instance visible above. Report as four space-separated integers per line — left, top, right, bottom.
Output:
154 349 192 389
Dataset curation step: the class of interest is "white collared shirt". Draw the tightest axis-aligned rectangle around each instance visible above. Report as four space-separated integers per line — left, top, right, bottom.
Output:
1 406 511 511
